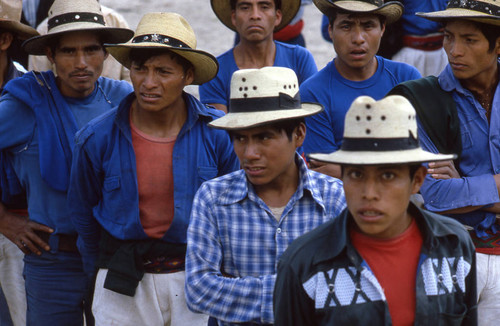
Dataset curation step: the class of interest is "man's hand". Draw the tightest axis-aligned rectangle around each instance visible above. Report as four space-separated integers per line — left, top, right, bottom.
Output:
0 207 53 255
427 160 460 179
308 159 341 179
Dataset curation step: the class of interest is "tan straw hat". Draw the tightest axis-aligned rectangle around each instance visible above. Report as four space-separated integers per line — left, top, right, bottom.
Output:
0 0 38 40
209 67 323 130
313 0 403 25
417 0 500 26
309 95 456 165
210 0 301 32
22 0 134 55
105 12 218 85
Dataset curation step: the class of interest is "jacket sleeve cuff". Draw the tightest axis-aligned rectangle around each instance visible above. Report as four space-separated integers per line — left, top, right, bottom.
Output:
261 274 277 324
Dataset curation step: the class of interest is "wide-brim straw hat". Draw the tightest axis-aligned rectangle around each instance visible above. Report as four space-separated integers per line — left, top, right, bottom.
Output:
210 0 301 32
210 67 323 130
313 0 403 25
0 0 38 40
105 12 218 85
309 95 456 165
22 0 134 55
417 0 500 26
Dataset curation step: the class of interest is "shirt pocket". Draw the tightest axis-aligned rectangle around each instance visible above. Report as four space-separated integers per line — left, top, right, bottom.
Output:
101 176 126 226
198 166 218 183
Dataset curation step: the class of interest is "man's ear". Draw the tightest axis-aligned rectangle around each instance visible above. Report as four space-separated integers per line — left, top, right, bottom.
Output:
294 122 306 147
274 9 283 29
184 67 195 86
0 32 13 51
45 46 55 64
411 165 427 195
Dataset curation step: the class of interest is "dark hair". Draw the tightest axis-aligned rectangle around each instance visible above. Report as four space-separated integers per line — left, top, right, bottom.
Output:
340 163 423 180
129 48 193 73
467 21 500 52
230 0 282 10
228 117 305 141
327 9 386 27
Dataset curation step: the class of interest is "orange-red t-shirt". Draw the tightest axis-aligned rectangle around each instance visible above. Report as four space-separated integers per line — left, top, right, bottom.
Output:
130 121 175 239
350 219 423 326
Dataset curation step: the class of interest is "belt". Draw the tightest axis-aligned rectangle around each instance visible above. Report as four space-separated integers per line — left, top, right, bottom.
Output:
403 34 444 51
35 231 79 253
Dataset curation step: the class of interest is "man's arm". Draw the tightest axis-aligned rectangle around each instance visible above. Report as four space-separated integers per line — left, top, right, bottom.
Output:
418 125 500 213
0 203 52 255
68 133 103 276
185 184 275 324
274 255 316 326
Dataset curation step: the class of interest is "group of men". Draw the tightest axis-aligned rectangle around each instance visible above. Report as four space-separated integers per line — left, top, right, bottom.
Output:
0 0 498 326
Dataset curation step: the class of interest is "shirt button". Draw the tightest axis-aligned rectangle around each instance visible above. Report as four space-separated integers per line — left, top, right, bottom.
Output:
276 228 282 234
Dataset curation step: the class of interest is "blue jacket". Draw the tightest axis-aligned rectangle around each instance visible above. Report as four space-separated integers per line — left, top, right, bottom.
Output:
68 92 239 273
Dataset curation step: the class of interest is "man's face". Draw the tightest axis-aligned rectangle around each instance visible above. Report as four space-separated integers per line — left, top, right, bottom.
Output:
232 123 304 189
329 13 385 74
47 31 107 98
130 53 193 113
443 20 500 82
231 0 282 43
342 164 425 239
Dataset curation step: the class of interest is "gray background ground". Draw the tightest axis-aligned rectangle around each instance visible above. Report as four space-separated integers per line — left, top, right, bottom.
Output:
100 0 334 95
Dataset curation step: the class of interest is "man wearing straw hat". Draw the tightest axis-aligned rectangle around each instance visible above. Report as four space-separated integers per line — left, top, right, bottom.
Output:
68 12 239 325
273 95 477 326
199 0 318 113
301 0 421 179
185 66 346 325
0 1 39 325
0 0 134 324
409 2 500 324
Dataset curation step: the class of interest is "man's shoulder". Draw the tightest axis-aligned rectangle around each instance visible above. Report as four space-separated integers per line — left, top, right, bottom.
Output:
422 209 472 241
300 61 332 90
74 107 118 146
196 170 246 202
379 56 421 78
280 216 340 267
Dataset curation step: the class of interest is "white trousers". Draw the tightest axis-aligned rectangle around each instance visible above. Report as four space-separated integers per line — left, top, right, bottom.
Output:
476 253 500 326
392 47 448 77
93 269 208 326
0 234 26 326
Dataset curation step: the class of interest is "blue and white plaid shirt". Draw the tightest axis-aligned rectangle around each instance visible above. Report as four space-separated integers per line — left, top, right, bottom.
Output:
185 155 346 325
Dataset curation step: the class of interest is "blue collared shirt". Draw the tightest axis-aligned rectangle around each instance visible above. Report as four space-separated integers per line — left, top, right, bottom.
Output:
68 92 239 274
185 156 346 325
419 64 500 233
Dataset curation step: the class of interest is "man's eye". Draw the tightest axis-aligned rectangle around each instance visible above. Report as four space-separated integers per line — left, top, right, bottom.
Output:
348 171 362 179
381 172 395 180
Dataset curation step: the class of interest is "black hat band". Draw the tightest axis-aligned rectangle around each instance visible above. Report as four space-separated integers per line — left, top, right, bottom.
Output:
447 0 500 16
229 92 301 113
48 12 105 30
131 34 191 49
341 136 419 152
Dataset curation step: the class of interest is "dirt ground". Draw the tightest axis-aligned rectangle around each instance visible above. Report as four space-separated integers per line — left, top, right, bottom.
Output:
100 0 334 77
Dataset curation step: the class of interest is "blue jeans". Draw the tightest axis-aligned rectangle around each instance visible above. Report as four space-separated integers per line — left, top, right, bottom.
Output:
23 250 90 326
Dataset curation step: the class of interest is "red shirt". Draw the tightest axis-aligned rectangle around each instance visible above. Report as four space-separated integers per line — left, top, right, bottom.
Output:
351 219 423 326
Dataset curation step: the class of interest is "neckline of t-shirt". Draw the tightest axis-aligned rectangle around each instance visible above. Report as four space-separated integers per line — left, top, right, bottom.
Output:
331 56 383 89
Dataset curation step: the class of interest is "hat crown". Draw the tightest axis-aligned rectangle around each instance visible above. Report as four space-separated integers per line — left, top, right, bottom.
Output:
230 67 299 101
47 0 104 33
0 0 22 22
131 12 197 49
344 95 418 141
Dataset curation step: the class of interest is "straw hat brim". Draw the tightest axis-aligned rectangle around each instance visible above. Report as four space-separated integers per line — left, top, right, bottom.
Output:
209 103 323 130
313 0 403 25
23 26 134 55
105 43 219 85
210 0 301 32
417 9 500 26
0 20 38 40
310 148 456 165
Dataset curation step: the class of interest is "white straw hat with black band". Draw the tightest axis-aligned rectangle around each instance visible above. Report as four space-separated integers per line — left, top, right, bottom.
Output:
309 95 456 165
209 66 323 130
22 0 134 55
210 0 301 32
417 0 500 26
105 12 218 86
0 0 39 40
313 0 403 25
